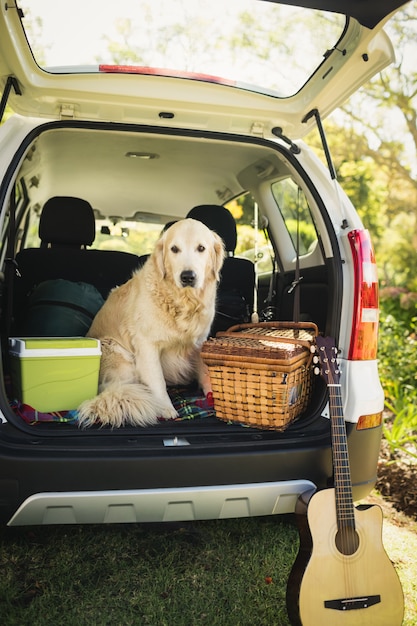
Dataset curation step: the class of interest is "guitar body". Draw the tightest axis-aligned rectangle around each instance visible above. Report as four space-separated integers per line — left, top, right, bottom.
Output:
287 488 404 626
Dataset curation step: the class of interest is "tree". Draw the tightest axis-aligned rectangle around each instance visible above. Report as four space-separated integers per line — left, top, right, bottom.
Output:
309 6 417 291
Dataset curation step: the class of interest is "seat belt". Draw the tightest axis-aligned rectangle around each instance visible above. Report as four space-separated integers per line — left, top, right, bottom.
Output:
260 218 281 322
288 187 303 333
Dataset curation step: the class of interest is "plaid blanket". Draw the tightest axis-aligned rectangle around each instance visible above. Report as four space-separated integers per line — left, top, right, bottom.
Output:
9 386 216 426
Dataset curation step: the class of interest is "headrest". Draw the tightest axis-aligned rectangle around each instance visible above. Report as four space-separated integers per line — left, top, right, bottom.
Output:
186 205 237 253
39 196 95 247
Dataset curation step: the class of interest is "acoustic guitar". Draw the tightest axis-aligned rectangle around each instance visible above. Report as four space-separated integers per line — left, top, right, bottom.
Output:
286 336 404 626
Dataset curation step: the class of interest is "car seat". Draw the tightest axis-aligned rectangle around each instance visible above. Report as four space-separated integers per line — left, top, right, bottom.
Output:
13 196 141 333
38 196 96 248
186 204 255 333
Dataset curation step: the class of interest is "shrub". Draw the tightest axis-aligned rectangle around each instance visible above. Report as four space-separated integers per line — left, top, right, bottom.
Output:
378 293 417 459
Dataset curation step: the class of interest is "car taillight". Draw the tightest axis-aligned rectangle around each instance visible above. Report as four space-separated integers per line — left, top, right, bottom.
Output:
356 412 383 430
348 229 379 360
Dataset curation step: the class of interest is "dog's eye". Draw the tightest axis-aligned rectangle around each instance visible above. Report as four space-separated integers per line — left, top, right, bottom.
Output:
197 244 205 252
171 245 180 253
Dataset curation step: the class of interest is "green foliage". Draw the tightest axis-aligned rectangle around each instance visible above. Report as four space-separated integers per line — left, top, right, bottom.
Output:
228 193 256 225
378 296 417 460
380 288 417 330
378 214 417 292
383 398 417 462
284 219 317 254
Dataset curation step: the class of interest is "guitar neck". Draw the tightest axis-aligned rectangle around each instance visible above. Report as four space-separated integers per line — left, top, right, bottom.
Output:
287 336 405 626
328 383 355 530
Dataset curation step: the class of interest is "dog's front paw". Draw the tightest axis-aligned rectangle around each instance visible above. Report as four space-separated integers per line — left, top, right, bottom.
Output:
158 404 179 420
77 398 101 428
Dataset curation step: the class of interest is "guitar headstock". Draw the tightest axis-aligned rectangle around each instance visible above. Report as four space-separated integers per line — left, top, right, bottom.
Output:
313 336 341 386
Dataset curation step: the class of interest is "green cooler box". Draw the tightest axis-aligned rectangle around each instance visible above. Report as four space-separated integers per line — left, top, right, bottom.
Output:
9 337 101 412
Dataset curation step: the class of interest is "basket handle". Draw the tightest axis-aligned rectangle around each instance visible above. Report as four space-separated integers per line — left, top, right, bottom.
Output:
215 331 314 350
222 321 318 335
216 321 318 350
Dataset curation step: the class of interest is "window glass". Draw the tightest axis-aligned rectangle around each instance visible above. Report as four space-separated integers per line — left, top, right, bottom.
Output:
22 208 39 248
226 194 274 274
19 0 345 99
23 212 166 256
94 219 164 254
271 178 318 255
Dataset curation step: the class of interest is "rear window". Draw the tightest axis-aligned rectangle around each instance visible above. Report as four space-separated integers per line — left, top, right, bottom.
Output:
19 0 346 98
24 212 166 256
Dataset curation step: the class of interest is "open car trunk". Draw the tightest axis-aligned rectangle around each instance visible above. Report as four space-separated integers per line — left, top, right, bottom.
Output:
1 120 335 444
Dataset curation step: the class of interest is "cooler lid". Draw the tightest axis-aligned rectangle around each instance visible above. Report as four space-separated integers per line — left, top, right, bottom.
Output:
9 337 101 357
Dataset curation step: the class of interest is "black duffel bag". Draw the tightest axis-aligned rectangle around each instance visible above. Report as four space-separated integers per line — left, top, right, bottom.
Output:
21 279 104 337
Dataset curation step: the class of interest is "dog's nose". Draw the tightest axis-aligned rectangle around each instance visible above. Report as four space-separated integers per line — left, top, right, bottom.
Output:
180 270 197 287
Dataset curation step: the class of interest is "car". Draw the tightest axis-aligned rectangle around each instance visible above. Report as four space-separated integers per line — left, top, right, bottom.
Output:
0 0 407 526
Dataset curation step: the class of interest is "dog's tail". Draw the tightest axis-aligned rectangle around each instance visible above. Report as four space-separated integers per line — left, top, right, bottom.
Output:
77 383 169 428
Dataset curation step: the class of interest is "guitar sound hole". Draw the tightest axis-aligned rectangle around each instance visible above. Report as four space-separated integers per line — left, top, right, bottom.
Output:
335 526 360 556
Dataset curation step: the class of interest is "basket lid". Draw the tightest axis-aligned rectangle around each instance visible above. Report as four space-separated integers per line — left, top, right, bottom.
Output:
202 322 317 363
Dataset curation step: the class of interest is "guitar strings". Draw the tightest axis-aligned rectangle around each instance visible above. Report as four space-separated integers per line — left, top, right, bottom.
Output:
324 344 359 598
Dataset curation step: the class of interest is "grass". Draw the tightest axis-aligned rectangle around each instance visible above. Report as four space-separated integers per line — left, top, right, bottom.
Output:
1 509 416 626
0 516 299 626
378 506 417 626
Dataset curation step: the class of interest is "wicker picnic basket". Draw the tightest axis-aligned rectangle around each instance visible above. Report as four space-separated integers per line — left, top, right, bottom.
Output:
201 321 318 431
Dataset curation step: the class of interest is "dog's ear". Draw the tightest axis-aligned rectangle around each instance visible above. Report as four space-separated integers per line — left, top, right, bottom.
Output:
154 236 166 279
211 232 226 281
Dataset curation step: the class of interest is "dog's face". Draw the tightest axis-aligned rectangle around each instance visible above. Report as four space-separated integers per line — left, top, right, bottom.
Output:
155 218 225 289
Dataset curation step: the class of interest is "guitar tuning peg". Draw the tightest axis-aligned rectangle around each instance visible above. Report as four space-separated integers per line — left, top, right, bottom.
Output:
314 366 320 376
313 355 319 364
310 345 316 354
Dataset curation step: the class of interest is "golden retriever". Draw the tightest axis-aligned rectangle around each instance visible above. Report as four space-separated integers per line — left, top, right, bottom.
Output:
77 218 225 427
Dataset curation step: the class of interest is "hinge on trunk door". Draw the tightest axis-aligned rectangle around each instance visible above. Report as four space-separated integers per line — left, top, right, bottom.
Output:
59 103 75 119
271 127 301 154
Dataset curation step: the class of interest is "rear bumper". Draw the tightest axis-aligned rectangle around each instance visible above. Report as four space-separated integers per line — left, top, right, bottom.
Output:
0 418 382 525
7 480 316 526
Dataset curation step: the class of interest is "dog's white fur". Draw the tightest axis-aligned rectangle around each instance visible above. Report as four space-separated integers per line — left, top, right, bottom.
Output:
77 218 225 427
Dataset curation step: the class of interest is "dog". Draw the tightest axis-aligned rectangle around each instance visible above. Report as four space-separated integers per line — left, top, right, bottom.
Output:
77 218 225 427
